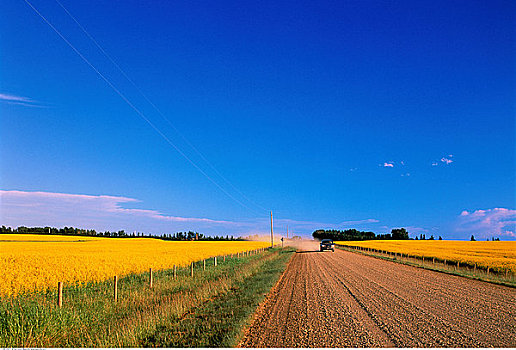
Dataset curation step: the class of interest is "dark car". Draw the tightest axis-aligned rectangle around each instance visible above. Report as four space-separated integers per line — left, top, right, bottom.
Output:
320 239 335 252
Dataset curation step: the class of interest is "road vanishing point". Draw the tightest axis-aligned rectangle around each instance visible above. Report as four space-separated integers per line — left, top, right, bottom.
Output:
240 243 516 348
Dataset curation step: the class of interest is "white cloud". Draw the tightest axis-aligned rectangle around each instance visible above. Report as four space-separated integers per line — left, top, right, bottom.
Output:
431 155 454 166
0 190 236 234
339 218 379 225
440 156 453 164
405 226 429 234
0 189 382 238
0 93 33 103
456 208 516 238
0 92 45 107
382 162 394 168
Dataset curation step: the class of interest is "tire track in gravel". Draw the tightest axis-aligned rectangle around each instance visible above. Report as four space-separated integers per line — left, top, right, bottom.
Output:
310 251 395 347
323 249 516 347
240 245 516 348
240 249 393 347
320 252 484 347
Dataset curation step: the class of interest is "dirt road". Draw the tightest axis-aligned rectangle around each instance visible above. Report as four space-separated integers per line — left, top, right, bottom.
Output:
240 243 516 348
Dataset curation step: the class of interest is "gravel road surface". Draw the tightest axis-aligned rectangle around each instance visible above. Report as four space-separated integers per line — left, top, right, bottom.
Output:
239 243 516 348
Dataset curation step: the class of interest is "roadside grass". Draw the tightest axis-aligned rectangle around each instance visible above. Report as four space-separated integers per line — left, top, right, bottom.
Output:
0 247 294 347
141 247 295 347
336 245 515 288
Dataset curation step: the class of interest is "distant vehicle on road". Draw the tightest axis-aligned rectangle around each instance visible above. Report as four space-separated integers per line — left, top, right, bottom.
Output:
320 239 335 252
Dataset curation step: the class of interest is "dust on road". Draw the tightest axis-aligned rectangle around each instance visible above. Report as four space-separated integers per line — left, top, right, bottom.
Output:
239 242 516 348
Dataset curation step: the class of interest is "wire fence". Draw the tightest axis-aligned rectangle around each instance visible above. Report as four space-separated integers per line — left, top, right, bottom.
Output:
337 244 515 286
8 247 271 308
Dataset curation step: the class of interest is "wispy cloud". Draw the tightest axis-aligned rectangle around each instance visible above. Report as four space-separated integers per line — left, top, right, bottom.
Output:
0 93 34 103
339 218 379 225
457 208 516 238
404 226 429 234
0 92 46 108
382 162 394 168
0 190 236 234
0 189 382 238
237 216 381 238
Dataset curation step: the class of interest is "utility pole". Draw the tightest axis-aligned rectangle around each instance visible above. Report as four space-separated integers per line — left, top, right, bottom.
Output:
270 211 274 248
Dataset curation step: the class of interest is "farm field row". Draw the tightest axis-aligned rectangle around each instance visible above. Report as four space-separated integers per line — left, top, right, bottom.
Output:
334 240 516 273
0 234 270 297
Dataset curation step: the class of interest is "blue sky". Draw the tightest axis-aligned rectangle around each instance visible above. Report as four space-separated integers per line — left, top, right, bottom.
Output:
1 0 515 239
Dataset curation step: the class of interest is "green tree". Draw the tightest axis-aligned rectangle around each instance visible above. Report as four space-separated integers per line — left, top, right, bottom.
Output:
391 228 409 240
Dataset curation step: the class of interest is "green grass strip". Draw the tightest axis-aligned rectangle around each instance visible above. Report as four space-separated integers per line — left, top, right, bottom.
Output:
140 247 295 347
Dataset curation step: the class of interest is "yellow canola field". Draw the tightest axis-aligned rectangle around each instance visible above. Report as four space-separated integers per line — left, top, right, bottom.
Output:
335 240 516 273
0 234 270 297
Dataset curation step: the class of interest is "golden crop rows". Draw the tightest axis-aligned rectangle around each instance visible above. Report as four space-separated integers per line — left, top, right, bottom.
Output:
0 234 270 297
335 240 516 273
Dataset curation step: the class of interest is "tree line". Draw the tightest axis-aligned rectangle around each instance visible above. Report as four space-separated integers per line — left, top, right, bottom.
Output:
0 226 242 241
313 228 410 241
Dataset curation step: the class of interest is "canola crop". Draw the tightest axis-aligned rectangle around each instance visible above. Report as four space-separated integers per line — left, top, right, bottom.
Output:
0 234 270 297
335 240 516 273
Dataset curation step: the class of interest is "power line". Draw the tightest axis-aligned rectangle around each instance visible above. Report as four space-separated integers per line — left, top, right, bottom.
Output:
22 0 262 215
53 0 269 214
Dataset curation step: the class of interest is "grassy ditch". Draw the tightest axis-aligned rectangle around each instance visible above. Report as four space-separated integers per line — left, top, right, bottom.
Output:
0 247 295 347
336 245 515 288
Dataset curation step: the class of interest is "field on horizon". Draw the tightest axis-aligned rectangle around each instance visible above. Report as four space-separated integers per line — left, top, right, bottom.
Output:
0 234 269 297
335 240 516 273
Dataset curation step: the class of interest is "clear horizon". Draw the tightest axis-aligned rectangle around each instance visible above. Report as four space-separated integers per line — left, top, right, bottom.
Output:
1 0 514 240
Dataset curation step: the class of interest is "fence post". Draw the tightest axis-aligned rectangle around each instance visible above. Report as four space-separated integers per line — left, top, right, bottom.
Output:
149 268 153 288
214 256 217 267
487 267 490 275
473 264 476 273
203 259 206 271
57 282 63 307
191 262 194 277
114 276 118 302
223 255 226 262
174 265 177 279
